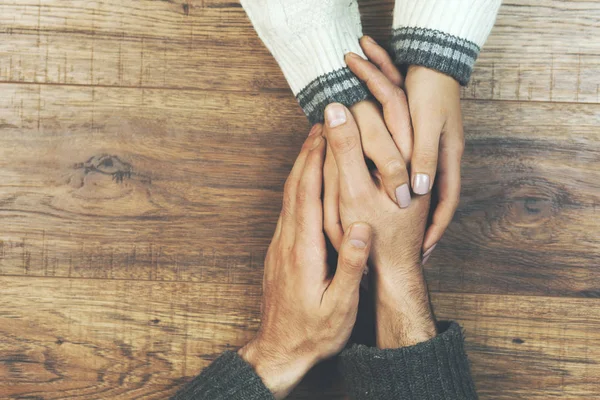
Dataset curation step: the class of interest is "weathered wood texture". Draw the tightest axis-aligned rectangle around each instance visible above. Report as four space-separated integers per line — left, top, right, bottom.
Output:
0 0 599 399
3 278 600 399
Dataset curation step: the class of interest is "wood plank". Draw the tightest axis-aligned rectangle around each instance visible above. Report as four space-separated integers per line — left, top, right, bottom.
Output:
1 83 598 296
0 276 345 399
1 0 599 104
0 278 262 399
2 277 600 399
427 99 600 297
0 83 308 285
432 293 600 399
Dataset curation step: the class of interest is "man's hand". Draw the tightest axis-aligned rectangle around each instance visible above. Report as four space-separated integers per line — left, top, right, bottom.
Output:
322 104 436 349
239 125 372 399
346 36 465 260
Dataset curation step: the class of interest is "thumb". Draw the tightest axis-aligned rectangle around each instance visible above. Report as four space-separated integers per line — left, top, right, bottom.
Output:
329 223 372 300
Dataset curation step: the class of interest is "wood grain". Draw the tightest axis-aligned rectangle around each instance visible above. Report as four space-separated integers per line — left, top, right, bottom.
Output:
3 277 600 399
432 292 600 399
1 85 598 296
0 0 599 399
0 277 262 399
1 1 599 103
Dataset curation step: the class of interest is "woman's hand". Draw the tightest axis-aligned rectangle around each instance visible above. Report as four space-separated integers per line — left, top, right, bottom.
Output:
323 104 436 348
323 99 413 251
346 37 465 258
239 125 372 399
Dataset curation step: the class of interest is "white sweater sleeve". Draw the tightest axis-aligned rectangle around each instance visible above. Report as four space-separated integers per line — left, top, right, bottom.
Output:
391 0 502 85
241 0 370 123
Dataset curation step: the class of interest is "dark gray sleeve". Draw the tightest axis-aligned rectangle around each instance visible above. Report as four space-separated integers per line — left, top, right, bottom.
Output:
339 322 478 400
170 351 275 400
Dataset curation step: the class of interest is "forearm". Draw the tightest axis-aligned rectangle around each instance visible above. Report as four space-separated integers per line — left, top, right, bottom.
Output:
241 0 370 123
338 263 478 399
391 0 502 84
372 264 437 348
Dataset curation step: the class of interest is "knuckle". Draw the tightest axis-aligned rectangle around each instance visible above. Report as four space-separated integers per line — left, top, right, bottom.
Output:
342 252 366 272
394 86 407 102
415 147 438 169
330 134 359 155
295 188 308 209
280 194 294 219
283 175 296 198
382 159 407 179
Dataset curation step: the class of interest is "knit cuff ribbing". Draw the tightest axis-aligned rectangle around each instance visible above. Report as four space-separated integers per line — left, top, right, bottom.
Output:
339 321 478 400
298 67 370 124
241 0 369 123
170 351 275 400
391 27 479 86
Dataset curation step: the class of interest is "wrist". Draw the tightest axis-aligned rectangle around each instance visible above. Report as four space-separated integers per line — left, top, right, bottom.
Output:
238 338 315 399
372 264 437 349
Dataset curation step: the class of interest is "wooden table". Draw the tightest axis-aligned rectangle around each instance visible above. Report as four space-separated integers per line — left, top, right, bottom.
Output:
0 1 599 398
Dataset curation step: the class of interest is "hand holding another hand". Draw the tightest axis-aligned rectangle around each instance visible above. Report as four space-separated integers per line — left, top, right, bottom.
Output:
323 103 437 349
239 126 373 399
345 37 465 256
239 36 467 395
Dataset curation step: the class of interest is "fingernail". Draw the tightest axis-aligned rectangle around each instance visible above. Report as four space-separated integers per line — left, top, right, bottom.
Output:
423 243 437 258
349 223 371 249
310 135 323 150
422 253 432 265
363 35 376 44
395 184 411 208
308 124 320 136
413 173 430 195
346 52 360 60
325 104 347 128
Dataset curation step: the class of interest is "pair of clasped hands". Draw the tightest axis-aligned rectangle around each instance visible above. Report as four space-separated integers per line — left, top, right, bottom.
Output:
238 38 465 398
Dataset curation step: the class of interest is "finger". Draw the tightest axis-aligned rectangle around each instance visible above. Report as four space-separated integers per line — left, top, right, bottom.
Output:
281 125 323 236
351 101 411 208
410 107 444 196
328 222 372 301
423 123 464 257
323 145 343 251
359 36 403 87
295 133 326 242
346 52 413 163
323 103 375 196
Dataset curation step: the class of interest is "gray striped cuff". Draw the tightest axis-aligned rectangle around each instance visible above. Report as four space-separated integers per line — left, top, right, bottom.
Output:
297 67 370 124
391 27 481 86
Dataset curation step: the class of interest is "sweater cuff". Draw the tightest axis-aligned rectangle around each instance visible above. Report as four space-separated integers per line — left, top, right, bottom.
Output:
272 22 369 124
170 351 275 400
241 0 369 123
391 0 501 85
391 27 480 85
339 321 478 400
297 66 369 124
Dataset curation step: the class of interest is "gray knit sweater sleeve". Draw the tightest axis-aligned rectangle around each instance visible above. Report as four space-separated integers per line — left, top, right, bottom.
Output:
339 322 478 399
170 351 275 400
391 0 502 85
171 322 475 399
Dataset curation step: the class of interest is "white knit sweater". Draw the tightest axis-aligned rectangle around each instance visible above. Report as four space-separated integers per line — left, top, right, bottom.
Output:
241 0 501 123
